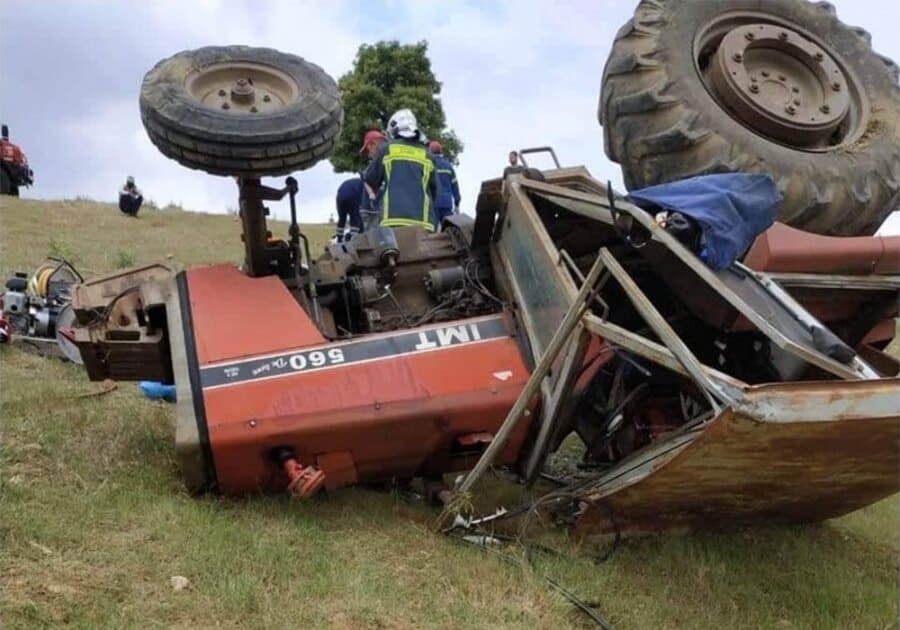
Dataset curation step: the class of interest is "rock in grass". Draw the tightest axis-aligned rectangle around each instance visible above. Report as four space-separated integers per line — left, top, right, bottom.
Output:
170 575 190 592
28 540 53 555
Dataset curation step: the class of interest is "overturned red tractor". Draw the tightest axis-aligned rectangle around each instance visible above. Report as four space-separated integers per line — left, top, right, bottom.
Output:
67 0 899 537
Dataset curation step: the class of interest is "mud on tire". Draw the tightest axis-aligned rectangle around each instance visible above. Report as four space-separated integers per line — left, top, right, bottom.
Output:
600 0 900 236
140 46 343 177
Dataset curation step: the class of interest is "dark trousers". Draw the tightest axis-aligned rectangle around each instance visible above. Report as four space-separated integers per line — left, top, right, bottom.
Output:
119 194 143 216
435 206 454 222
335 205 364 242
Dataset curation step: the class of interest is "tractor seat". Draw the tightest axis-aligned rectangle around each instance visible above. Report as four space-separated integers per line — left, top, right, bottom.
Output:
743 222 900 275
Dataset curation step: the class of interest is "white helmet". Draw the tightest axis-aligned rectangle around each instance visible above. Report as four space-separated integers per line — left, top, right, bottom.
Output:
387 109 418 139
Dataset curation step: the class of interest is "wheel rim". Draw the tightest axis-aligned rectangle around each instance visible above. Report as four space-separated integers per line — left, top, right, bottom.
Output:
695 14 865 150
184 62 300 114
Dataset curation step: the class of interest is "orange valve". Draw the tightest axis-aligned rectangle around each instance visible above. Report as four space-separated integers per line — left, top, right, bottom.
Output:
273 448 325 499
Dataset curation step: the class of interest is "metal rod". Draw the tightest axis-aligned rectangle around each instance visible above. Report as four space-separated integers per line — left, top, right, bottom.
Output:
286 176 300 268
522 322 590 481
298 232 321 325
238 177 270 278
559 248 610 319
596 248 727 411
457 252 608 494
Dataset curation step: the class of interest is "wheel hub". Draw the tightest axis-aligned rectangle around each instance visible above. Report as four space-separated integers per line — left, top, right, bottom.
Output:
709 23 850 146
184 62 299 114
230 78 255 105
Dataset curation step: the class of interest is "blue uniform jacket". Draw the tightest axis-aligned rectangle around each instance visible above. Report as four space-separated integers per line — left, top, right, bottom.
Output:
433 155 460 212
363 138 440 230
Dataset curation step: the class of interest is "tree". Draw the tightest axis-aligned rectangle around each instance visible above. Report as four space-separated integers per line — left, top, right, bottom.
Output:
331 40 463 174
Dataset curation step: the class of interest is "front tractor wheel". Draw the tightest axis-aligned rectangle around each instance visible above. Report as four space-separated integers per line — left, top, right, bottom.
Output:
139 46 344 177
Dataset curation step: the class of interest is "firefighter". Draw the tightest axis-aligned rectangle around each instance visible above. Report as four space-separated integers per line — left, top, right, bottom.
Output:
428 140 461 223
363 109 440 232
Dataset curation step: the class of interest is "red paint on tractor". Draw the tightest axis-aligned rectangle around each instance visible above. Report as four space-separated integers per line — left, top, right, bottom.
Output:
185 265 533 495
187 264 325 364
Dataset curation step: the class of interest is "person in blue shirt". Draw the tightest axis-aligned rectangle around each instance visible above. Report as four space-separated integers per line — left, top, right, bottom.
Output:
428 141 461 223
333 176 366 243
363 109 440 232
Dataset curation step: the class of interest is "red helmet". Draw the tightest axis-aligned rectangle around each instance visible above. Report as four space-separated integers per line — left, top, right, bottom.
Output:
428 140 442 154
359 130 385 153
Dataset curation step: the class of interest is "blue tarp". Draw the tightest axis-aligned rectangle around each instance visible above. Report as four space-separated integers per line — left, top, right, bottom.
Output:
626 173 781 270
140 381 176 402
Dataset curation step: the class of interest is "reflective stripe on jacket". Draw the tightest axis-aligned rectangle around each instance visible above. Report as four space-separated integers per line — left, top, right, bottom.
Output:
364 139 439 231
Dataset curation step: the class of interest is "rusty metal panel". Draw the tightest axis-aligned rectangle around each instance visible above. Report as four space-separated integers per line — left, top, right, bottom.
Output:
493 180 578 358
574 379 900 537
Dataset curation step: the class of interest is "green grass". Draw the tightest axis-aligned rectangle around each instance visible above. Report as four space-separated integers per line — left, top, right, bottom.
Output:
1 196 898 628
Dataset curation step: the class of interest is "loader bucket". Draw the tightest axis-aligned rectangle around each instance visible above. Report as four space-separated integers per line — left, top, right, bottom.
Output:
573 379 900 537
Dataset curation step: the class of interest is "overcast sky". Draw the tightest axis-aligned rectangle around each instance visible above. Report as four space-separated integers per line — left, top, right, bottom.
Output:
1 0 898 233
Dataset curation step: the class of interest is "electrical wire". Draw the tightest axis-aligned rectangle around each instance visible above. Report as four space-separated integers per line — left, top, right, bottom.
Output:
464 258 506 307
447 531 615 629
443 475 622 564
384 286 412 327
86 285 140 330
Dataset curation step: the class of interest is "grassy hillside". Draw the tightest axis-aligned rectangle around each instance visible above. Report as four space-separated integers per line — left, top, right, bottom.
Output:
0 197 334 281
1 196 897 629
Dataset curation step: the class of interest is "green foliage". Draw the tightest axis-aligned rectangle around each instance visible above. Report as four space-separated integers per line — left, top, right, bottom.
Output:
47 236 76 263
331 40 464 173
113 249 136 269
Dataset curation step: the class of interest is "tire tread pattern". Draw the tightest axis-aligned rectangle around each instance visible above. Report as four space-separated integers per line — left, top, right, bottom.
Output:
600 0 900 236
139 46 343 177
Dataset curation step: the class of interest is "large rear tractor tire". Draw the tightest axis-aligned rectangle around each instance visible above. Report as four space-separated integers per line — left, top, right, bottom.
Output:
140 46 343 177
600 0 900 236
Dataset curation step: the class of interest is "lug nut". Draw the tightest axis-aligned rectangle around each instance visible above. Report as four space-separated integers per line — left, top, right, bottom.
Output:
221 102 230 110
815 52 824 62
832 81 841 91
749 84 760 93
750 76 758 83
778 31 789 41
820 104 831 113
262 94 271 102
745 32 755 41
218 89 226 96
778 74 787 82
793 99 801 106
761 70 770 77
250 106 258 113
732 53 743 63
792 86 800 93
785 104 797 115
